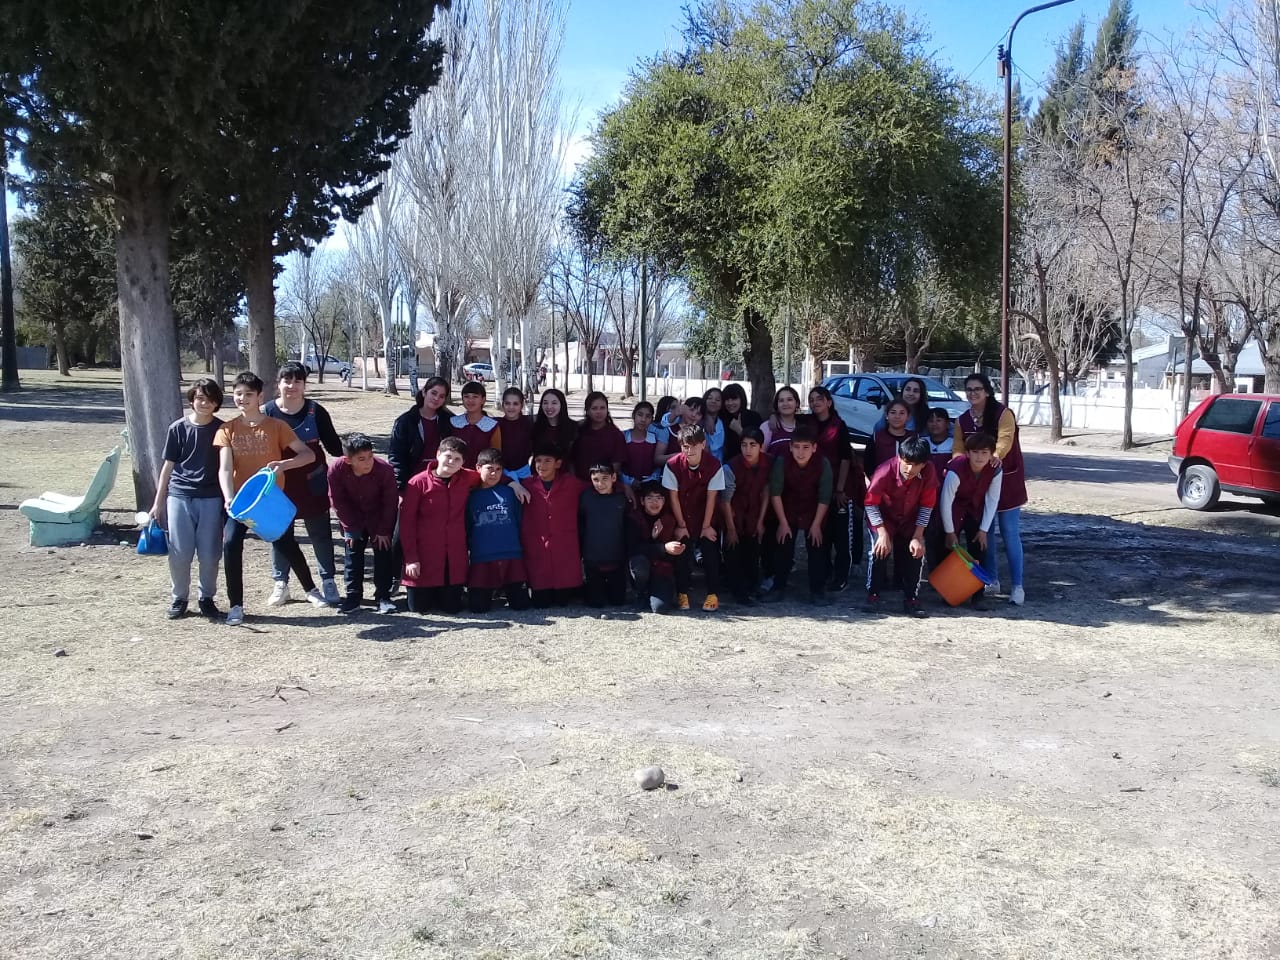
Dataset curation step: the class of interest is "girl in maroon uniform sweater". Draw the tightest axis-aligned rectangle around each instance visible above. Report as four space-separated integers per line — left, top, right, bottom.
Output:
532 389 577 467
499 387 535 479
573 391 627 482
864 399 917 478
451 381 501 468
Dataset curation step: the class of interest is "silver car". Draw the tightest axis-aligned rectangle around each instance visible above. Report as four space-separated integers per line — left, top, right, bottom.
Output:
821 373 969 440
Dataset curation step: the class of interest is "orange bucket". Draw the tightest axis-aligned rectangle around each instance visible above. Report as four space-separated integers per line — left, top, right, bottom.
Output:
929 545 994 606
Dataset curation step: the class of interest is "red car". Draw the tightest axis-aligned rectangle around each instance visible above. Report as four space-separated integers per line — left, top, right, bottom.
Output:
1169 393 1280 510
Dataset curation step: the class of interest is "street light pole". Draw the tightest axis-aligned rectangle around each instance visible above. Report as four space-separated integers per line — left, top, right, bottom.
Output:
999 0 1079 404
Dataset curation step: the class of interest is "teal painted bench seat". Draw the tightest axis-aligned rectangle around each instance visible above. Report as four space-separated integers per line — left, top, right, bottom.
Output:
19 446 122 546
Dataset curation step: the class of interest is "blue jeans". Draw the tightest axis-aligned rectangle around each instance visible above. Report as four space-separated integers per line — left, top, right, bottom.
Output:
991 507 1025 588
272 514 336 583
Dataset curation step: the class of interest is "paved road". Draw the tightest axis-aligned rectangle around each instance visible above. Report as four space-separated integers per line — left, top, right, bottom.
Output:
1023 442 1280 540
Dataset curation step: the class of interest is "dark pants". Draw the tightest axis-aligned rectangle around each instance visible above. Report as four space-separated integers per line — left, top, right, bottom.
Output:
775 528 830 596
530 588 575 608
725 534 762 600
469 583 531 613
759 516 779 581
924 512 948 575
825 503 852 585
406 584 464 614
629 554 682 608
344 533 394 603
584 566 627 607
676 536 721 595
950 516 989 573
223 516 315 608
867 529 925 601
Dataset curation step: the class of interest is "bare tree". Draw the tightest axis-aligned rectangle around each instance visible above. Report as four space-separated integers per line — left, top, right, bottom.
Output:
349 175 403 394
281 249 342 381
548 240 613 392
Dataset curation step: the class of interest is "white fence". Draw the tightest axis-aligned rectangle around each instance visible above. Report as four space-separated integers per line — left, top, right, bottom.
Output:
1006 388 1184 436
563 373 807 404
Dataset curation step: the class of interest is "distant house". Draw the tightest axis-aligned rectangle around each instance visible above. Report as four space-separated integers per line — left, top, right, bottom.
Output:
1098 335 1182 390
1171 340 1266 393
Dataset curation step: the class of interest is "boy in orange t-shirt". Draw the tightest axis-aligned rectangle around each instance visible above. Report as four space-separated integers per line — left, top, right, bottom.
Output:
215 371 327 626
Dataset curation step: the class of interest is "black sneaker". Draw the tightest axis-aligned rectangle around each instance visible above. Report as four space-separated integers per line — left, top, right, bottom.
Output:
166 600 187 620
827 577 848 593
862 593 881 613
197 598 221 619
969 593 987 611
904 598 928 619
337 598 363 615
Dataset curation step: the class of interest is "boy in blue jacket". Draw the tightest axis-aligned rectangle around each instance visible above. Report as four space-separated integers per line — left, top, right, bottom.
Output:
466 447 531 613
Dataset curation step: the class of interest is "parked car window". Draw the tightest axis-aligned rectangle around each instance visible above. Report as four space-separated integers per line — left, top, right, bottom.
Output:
831 378 855 399
1198 397 1263 435
855 378 888 405
1263 402 1280 440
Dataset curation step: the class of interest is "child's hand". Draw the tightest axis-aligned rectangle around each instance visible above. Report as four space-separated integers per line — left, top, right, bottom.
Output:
755 518 766 539
404 562 421 579
652 520 664 539
776 521 793 544
873 530 892 559
343 534 355 549
945 532 958 549
375 534 393 550
909 536 926 559
622 485 637 507
665 540 686 556
674 525 689 541
834 490 848 509
510 481 531 503
265 460 285 474
701 524 717 543
807 521 824 547
724 525 739 547
974 530 988 551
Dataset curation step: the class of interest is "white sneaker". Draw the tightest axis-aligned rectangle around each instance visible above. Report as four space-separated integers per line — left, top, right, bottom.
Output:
984 579 1002 597
1009 586 1025 606
225 605 245 626
305 588 330 609
267 582 291 606
377 600 397 615
321 579 341 605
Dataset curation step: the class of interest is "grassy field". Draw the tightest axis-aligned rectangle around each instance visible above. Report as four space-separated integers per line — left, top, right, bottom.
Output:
1 371 1278 960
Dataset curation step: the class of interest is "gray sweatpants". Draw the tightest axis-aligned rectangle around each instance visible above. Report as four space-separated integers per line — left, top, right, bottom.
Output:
167 494 224 602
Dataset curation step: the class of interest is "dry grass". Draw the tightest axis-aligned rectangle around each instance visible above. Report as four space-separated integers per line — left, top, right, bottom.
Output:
2 371 1280 959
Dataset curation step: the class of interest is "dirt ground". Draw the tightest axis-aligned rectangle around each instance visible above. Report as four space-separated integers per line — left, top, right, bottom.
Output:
1 371 1278 960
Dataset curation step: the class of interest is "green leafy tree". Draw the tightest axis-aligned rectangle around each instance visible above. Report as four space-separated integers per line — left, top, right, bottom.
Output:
0 1 445 505
574 0 1000 412
11 182 117 376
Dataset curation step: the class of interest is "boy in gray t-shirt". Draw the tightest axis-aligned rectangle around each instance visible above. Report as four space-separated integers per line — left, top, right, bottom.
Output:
150 378 226 620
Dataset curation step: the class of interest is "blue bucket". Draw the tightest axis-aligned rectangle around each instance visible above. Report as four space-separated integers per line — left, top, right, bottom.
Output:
228 468 296 541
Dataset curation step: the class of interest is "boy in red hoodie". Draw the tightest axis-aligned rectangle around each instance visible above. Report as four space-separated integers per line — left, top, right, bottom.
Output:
863 436 937 618
401 436 527 613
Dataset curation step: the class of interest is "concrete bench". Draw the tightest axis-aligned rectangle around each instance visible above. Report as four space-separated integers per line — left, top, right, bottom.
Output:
19 446 122 546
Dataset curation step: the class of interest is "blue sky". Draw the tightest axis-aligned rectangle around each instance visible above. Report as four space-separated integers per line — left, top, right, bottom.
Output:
561 0 1206 140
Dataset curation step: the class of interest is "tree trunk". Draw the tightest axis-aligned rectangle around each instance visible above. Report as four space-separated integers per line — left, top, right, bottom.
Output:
406 295 420 396
1121 333 1134 450
244 223 278 397
1264 327 1280 393
0 135 19 392
84 329 99 366
379 293 399 396
742 304 775 417
852 344 877 373
114 173 182 509
214 340 225 386
52 321 70 376
1179 333 1194 422
623 350 635 399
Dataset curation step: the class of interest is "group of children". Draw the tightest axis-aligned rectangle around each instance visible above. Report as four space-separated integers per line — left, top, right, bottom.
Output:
152 366 1012 625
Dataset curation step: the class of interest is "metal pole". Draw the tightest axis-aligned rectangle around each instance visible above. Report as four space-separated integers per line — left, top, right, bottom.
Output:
639 261 649 403
1000 0 1079 404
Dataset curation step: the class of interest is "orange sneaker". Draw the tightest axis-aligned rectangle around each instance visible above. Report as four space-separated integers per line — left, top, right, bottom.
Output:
702 593 720 612
675 593 690 610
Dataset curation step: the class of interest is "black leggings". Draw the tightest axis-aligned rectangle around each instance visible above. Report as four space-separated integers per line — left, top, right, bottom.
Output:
406 584 464 614
223 517 315 608
724 535 761 600
468 583 531 613
676 536 721 595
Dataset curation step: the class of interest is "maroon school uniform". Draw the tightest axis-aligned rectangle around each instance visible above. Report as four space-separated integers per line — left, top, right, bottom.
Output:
328 456 398 538
956 401 1028 511
450 414 501 469
520 473 588 590
728 453 773 534
776 453 831 528
628 508 680 577
764 419 796 457
622 428 660 484
572 422 627 480
400 465 482 588
532 419 578 464
500 414 535 474
662 452 725 532
944 455 1002 530
864 458 938 538
865 428 915 475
